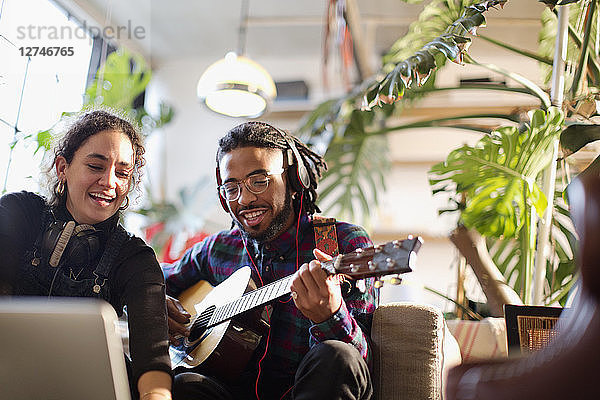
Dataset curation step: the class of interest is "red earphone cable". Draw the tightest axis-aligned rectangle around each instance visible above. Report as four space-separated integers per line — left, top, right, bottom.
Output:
242 236 264 287
255 310 271 400
241 233 267 400
296 192 303 272
279 191 303 304
242 191 304 399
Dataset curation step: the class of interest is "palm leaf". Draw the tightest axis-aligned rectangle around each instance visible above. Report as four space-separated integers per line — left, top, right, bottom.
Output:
383 0 483 68
464 55 551 108
366 1 507 109
317 110 389 225
299 0 505 142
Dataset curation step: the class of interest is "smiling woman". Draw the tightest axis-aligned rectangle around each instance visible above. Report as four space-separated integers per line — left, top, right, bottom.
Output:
56 130 133 224
46 110 144 224
0 109 173 400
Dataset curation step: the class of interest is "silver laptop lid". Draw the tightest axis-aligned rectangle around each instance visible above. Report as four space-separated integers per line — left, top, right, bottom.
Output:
0 298 131 400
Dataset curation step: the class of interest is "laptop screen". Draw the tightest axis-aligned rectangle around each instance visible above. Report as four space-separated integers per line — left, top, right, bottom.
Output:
0 298 131 400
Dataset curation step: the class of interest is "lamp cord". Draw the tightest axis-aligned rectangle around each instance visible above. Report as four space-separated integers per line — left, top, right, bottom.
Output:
237 0 249 55
237 0 250 56
94 0 113 102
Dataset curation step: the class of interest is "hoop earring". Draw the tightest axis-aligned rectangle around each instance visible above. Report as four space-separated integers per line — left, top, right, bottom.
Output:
56 180 65 197
119 196 130 211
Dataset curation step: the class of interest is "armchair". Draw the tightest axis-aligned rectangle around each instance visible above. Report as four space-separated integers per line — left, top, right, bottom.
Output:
372 302 462 400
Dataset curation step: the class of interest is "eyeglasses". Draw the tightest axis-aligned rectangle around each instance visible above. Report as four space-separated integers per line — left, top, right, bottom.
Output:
218 168 285 202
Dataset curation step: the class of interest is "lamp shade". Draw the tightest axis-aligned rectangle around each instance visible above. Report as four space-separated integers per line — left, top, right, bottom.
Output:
197 52 277 118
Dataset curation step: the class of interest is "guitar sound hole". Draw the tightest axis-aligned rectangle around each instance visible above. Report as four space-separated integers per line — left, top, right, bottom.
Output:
188 305 215 342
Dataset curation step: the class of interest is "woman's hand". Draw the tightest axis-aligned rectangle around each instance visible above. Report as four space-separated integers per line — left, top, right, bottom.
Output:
138 370 172 400
166 295 190 345
290 248 343 323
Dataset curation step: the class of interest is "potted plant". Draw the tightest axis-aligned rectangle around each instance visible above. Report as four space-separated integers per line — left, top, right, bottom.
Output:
297 0 600 311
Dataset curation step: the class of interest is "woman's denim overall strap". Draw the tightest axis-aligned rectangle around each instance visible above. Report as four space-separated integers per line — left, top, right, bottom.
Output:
18 211 128 303
19 206 54 296
91 225 128 296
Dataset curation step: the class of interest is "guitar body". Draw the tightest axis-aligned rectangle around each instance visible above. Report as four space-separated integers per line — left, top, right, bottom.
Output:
170 267 269 382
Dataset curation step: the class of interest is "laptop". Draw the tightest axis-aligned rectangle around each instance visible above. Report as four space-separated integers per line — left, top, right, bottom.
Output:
0 298 131 400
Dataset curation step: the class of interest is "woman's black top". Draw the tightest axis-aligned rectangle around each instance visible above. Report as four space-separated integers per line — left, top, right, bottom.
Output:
0 191 171 383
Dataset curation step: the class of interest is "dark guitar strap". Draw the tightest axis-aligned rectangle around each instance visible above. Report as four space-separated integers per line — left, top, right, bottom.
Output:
312 216 339 257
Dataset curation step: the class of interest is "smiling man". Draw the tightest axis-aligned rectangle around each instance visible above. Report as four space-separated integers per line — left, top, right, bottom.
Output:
162 122 378 400
220 146 293 243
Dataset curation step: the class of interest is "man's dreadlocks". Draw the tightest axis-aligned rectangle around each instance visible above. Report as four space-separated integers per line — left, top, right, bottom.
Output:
217 121 327 215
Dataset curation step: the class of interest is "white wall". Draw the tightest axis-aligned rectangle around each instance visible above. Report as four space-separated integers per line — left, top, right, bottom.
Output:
144 53 349 230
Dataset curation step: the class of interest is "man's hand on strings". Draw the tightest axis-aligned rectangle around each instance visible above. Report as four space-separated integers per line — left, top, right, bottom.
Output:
290 248 343 323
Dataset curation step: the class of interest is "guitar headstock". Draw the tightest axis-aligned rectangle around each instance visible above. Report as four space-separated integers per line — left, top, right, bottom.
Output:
324 236 423 279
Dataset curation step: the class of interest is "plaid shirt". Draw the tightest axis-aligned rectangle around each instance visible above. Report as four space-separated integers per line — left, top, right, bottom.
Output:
162 213 378 378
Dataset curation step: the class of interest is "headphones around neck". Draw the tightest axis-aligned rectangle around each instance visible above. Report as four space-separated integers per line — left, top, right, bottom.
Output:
41 219 100 268
216 122 310 213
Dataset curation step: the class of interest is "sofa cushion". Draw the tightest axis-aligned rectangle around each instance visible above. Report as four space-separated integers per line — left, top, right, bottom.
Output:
446 317 507 362
372 302 462 400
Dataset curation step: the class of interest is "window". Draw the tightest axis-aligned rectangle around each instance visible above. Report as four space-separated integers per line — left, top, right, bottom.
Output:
0 0 92 193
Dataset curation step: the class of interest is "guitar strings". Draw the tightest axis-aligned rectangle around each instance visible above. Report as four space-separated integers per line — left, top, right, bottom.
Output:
194 277 293 329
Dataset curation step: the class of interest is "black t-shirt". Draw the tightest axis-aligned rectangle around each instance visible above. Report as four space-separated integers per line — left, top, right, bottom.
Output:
0 191 171 383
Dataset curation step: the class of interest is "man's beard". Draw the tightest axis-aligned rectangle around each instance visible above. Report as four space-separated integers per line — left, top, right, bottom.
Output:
235 188 294 243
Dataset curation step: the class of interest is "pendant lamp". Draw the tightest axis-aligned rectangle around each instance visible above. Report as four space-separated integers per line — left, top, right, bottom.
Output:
196 1 276 118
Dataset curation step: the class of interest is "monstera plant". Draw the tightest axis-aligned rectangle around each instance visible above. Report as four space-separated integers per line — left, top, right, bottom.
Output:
298 0 600 308
298 0 547 223
429 107 577 308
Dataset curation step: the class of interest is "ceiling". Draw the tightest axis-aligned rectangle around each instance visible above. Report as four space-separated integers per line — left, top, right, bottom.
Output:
56 0 548 72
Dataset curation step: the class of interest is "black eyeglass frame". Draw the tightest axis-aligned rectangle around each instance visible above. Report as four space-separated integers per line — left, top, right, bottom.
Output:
218 167 286 202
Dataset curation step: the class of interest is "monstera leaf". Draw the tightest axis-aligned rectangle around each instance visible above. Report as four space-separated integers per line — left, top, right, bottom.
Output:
486 193 577 305
430 107 568 303
299 0 514 225
35 47 173 152
429 107 565 238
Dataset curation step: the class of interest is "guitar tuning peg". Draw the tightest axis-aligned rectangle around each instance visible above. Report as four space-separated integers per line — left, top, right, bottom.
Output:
392 240 400 248
389 276 402 285
374 279 384 289
368 261 375 271
334 254 342 268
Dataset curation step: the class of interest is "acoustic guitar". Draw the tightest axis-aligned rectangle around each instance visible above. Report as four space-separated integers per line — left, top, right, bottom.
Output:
169 236 423 381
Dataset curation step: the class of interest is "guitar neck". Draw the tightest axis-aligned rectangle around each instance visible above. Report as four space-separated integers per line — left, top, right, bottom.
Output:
207 274 294 327
202 236 422 328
